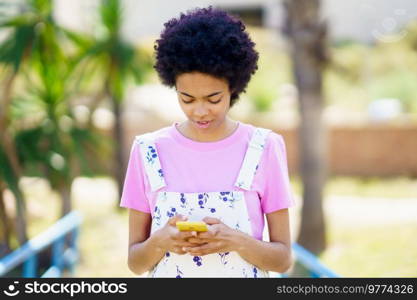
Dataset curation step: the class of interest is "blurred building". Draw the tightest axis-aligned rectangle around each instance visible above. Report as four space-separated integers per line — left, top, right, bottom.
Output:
52 0 417 43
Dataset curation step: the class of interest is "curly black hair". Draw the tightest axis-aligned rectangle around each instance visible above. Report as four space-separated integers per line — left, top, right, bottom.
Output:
154 6 259 107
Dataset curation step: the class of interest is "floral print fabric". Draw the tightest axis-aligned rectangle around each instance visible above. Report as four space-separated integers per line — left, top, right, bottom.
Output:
135 133 166 191
136 128 271 278
235 128 271 190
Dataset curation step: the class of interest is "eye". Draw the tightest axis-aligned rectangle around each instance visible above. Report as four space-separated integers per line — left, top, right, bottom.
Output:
181 99 194 104
209 98 222 104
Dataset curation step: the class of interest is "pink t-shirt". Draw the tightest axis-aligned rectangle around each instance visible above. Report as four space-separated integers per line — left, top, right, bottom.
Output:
120 121 295 240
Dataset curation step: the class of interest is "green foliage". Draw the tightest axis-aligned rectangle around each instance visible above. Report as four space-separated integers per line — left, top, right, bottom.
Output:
0 0 126 216
248 71 280 112
368 70 417 113
0 145 20 195
291 175 417 199
325 22 417 114
322 223 417 277
403 20 417 51
246 24 417 115
328 43 369 84
246 27 292 112
68 0 153 102
0 23 36 71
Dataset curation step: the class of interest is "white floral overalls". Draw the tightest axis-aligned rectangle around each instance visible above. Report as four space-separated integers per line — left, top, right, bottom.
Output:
136 127 271 278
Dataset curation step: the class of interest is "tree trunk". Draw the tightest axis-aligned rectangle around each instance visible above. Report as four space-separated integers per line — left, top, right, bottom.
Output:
112 98 126 206
1 72 23 178
58 183 75 251
0 71 28 246
60 184 72 217
0 185 12 256
13 189 28 246
283 0 329 260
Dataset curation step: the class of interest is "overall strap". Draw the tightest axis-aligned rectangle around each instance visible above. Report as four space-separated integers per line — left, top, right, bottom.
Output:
234 127 271 190
135 133 166 192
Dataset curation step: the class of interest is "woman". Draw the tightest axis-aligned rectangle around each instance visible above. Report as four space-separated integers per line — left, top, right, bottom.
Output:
120 6 295 278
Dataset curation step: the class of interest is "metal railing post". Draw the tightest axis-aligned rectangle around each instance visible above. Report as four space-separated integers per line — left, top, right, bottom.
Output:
22 254 38 278
68 227 80 275
0 211 83 278
289 243 340 278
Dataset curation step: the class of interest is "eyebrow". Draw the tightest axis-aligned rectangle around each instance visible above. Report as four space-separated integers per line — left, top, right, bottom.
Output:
178 91 223 98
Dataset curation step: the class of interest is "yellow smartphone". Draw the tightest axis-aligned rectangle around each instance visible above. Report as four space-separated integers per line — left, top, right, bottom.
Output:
176 221 208 232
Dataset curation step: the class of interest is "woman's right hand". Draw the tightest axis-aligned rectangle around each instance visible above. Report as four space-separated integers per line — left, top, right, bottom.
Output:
152 214 200 255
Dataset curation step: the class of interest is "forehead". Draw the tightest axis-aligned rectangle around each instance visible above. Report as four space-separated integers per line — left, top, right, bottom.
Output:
176 72 228 93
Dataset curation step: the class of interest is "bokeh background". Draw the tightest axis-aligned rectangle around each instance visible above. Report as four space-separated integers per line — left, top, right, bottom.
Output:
1 0 416 277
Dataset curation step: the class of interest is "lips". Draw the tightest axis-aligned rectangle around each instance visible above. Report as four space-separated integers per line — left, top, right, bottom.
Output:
195 120 212 128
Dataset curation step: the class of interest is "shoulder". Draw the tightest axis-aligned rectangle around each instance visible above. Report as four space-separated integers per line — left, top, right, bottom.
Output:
245 123 285 149
133 125 173 146
265 131 285 149
249 126 287 160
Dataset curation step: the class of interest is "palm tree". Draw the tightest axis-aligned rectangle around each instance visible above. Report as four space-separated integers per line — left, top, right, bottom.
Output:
67 0 153 202
282 0 330 273
0 0 53 246
0 0 107 251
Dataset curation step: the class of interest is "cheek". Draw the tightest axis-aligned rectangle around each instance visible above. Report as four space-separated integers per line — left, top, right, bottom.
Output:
215 103 230 116
179 103 192 115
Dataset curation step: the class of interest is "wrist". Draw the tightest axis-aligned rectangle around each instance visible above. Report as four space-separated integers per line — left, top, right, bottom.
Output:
149 229 167 254
230 229 250 253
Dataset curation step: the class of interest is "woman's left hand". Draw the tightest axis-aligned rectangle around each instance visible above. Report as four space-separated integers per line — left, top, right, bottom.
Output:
183 217 243 256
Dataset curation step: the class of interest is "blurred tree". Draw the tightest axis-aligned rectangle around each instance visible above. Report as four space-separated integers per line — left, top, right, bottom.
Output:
0 182 12 256
66 0 153 203
0 0 107 253
0 0 47 247
283 0 329 271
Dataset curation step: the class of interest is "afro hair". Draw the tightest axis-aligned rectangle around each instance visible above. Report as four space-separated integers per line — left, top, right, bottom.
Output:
154 6 259 107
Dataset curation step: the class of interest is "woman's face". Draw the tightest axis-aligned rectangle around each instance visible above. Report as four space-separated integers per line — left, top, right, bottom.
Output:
175 72 232 132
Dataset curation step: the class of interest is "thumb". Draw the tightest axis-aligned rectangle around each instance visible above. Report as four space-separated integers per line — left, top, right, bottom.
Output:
168 214 187 226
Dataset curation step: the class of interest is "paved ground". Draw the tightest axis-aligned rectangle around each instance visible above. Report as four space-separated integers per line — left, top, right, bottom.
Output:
265 194 417 243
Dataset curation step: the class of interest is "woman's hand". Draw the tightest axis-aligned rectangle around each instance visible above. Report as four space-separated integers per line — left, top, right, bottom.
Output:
184 217 243 256
152 214 201 255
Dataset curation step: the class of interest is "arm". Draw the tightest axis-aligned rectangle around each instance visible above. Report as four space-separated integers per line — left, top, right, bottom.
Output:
127 209 163 275
127 209 199 275
185 208 293 273
234 208 293 273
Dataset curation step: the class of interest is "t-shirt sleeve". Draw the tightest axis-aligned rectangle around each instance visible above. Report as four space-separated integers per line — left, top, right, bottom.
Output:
119 140 151 213
257 132 296 213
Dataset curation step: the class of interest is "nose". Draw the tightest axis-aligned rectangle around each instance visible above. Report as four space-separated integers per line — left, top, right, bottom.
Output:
194 102 209 118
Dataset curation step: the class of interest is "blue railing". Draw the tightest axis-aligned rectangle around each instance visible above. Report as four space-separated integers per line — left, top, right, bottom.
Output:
0 211 337 278
0 211 83 278
278 242 339 278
